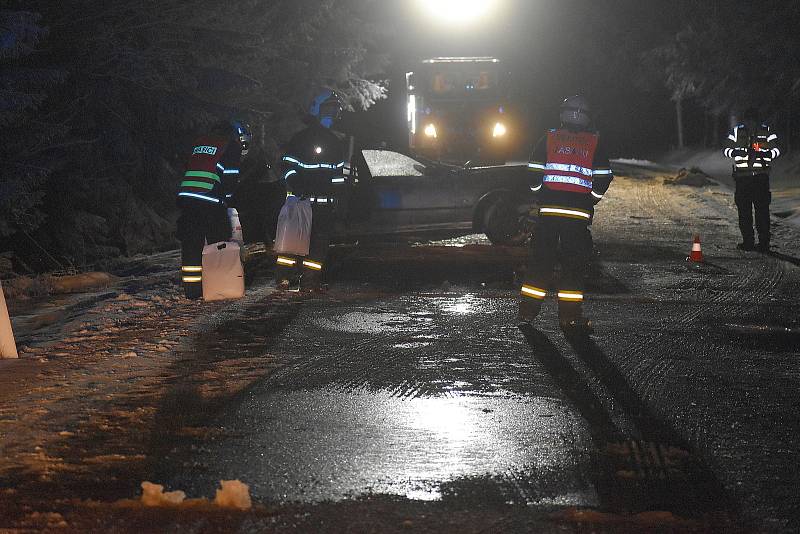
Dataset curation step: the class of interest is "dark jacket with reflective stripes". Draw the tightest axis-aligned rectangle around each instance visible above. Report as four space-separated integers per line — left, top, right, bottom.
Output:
177 134 241 206
281 123 347 197
527 127 613 222
723 123 780 178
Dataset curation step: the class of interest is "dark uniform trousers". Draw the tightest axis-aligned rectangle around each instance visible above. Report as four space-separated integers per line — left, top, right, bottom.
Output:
177 201 231 299
734 175 771 247
521 216 592 322
275 200 334 289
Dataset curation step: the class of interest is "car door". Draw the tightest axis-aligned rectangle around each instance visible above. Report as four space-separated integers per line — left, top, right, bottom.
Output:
360 150 462 232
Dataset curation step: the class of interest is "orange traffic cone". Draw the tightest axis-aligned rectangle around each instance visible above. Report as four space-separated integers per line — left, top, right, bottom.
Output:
687 234 704 263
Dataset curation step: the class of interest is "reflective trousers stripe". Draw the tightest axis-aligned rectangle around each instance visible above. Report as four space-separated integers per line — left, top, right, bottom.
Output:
302 259 323 271
182 265 202 283
539 207 591 220
276 256 297 266
557 291 584 302
521 285 547 300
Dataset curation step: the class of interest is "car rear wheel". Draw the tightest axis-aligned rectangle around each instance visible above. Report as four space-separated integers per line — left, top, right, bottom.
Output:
483 197 531 246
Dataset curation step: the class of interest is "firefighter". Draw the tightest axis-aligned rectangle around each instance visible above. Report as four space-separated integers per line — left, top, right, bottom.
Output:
518 95 613 333
275 89 349 291
723 107 781 252
177 119 252 299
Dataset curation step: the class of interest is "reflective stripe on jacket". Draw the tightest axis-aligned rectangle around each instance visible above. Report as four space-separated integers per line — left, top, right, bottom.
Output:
281 123 348 197
178 135 241 204
527 128 613 221
723 123 780 178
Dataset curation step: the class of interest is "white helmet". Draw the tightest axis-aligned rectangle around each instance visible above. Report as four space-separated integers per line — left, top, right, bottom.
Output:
560 95 592 129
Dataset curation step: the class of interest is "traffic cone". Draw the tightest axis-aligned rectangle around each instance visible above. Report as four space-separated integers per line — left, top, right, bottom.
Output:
0 281 18 359
687 234 704 263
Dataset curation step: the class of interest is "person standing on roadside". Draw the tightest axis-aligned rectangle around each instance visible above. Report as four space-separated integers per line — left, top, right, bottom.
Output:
176 119 252 299
723 107 781 252
275 90 350 292
518 95 613 334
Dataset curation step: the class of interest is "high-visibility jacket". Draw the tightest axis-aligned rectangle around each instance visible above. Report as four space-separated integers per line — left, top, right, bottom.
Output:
281 123 348 198
527 128 613 222
723 123 780 178
177 135 241 205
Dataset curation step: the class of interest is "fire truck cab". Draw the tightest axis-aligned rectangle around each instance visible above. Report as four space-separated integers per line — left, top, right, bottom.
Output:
406 57 516 164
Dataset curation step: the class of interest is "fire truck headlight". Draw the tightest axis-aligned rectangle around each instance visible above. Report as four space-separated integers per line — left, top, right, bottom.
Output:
492 122 507 138
424 123 438 139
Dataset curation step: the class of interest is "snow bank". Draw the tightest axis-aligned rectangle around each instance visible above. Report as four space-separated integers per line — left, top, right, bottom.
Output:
612 158 659 168
4 271 117 300
138 480 252 510
660 149 800 228
50 272 117 294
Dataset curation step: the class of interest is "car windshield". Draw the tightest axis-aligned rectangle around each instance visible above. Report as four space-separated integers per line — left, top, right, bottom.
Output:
362 150 424 177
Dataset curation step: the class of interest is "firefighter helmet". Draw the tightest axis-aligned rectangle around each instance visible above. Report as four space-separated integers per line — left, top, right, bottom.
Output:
560 95 592 129
742 106 759 123
231 118 253 157
309 89 343 129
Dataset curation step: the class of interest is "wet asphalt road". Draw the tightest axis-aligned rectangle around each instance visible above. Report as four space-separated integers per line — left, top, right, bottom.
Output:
154 166 800 532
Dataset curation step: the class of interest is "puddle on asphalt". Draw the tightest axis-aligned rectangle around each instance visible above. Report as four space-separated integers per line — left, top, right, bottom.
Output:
312 293 493 334
167 389 597 506
392 342 432 349
313 311 419 334
440 293 483 315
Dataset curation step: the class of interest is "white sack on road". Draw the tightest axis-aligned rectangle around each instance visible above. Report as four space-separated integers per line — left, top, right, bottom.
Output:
274 195 312 256
202 242 245 301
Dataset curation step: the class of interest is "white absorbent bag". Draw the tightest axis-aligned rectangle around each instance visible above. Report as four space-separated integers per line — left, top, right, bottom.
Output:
228 208 244 245
202 241 245 301
274 196 312 256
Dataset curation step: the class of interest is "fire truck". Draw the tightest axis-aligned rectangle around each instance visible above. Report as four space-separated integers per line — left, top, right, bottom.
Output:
406 57 517 164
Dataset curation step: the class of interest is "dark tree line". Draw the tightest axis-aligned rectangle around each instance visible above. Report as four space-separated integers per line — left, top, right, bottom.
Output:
642 3 800 150
1 1 387 272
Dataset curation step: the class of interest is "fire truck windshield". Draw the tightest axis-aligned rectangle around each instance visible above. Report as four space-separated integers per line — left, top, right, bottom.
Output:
430 68 498 98
412 58 501 101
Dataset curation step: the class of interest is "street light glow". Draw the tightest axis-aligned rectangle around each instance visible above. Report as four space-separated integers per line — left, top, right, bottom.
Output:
417 0 496 25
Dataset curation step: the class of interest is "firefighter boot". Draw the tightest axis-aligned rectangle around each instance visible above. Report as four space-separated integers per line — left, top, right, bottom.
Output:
184 281 202 300
518 298 543 326
558 300 593 334
300 258 325 293
275 255 301 291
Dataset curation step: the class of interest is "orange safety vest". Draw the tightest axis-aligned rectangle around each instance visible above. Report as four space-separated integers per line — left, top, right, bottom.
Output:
542 129 599 194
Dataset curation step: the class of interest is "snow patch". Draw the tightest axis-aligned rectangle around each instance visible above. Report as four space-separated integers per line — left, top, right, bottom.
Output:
140 481 186 506
214 479 252 510
612 158 659 168
138 480 252 510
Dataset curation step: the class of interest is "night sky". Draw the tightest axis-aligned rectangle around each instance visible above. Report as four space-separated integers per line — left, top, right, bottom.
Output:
348 0 696 158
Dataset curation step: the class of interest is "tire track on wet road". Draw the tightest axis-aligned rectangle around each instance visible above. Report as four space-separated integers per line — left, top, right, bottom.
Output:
592 168 800 531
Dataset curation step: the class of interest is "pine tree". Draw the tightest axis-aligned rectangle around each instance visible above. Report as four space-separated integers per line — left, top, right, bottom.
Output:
5 1 387 267
0 10 63 242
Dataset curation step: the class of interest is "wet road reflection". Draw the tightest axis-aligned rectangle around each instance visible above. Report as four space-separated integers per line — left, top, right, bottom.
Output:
159 285 733 519
162 289 602 506
175 389 597 504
